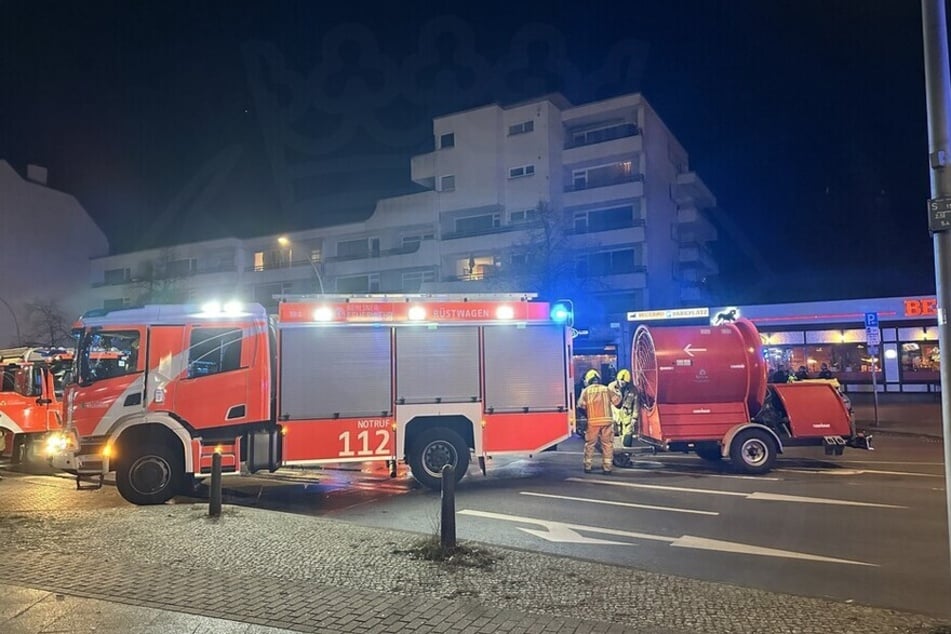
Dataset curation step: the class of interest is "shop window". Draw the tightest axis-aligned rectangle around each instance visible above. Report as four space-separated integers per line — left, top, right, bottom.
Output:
900 341 940 381
764 343 882 383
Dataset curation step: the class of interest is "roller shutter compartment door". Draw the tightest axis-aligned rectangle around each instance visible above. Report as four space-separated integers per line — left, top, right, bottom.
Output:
395 326 480 404
279 326 392 419
483 325 567 412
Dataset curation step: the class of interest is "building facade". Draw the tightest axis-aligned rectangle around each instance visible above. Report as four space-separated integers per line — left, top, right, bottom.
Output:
81 93 719 363
0 161 109 347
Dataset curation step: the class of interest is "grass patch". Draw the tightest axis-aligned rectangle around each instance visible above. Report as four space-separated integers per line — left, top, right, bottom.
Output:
395 535 499 569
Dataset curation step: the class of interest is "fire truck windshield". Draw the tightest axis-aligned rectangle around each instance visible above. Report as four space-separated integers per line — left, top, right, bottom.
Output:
78 331 140 383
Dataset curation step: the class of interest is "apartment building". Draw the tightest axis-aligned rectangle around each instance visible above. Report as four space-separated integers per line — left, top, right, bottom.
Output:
83 92 717 369
0 161 109 347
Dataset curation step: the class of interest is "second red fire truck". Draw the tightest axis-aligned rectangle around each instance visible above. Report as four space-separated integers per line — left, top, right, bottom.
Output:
0 347 72 464
49 294 575 504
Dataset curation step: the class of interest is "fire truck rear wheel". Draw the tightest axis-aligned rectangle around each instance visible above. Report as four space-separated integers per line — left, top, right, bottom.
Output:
408 427 469 491
694 442 723 462
115 444 184 505
729 428 777 475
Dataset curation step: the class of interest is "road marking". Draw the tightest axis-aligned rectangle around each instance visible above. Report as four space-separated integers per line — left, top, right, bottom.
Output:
565 477 906 508
835 460 946 466
778 468 942 478
459 509 876 566
646 469 782 481
519 491 719 516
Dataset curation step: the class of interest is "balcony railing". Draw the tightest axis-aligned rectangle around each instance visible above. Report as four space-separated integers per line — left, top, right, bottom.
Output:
565 172 644 193
572 218 646 235
440 224 523 241
565 123 640 149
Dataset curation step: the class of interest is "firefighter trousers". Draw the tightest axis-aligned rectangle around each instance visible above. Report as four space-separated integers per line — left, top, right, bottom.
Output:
584 423 614 471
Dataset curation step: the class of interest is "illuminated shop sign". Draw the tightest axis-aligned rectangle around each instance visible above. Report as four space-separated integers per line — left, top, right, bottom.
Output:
627 307 710 321
904 298 937 317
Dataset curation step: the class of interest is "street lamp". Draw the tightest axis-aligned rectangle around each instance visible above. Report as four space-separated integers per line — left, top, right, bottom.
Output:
0 294 21 345
277 236 324 294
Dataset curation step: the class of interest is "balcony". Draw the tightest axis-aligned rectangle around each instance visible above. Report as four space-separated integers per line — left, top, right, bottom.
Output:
563 126 642 165
671 172 716 207
564 174 644 208
673 207 718 243
410 152 435 188
679 242 718 274
440 223 524 241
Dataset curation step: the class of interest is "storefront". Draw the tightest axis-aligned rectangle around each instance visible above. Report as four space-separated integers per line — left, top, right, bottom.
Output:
626 297 940 393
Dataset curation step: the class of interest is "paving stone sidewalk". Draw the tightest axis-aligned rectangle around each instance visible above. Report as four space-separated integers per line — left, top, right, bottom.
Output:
1 476 946 634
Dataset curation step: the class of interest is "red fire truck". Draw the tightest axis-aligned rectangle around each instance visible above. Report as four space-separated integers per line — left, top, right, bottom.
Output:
625 319 871 473
49 295 575 504
0 347 72 464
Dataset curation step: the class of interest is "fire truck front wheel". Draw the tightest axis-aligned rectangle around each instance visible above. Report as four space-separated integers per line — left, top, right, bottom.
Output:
408 427 470 491
728 428 777 475
115 443 184 505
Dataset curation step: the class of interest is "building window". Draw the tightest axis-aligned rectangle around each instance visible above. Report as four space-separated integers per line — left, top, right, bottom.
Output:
508 164 536 179
336 273 380 293
104 268 131 285
401 270 436 292
508 120 534 136
103 298 131 310
402 233 434 250
577 248 641 277
337 238 370 259
166 258 197 277
573 205 636 234
511 252 535 267
570 161 637 191
253 251 265 272
455 255 496 280
439 132 455 149
568 123 638 148
510 208 539 224
455 214 500 235
439 175 456 192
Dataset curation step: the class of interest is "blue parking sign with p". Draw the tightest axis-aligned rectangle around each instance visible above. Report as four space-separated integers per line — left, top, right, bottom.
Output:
865 312 878 328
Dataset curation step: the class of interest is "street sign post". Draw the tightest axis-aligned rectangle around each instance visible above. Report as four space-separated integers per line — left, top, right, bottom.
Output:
864 312 880 427
929 197 951 232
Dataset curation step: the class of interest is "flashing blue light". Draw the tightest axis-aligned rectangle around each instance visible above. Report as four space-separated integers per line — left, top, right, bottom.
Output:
550 303 572 324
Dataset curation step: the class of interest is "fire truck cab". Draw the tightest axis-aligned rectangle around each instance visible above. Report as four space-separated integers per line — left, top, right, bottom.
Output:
0 347 72 464
50 295 575 504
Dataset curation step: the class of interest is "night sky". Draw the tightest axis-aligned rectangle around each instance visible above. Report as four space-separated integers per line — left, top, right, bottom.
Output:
0 1 937 304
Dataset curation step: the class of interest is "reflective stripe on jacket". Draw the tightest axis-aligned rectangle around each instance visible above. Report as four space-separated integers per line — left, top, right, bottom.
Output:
578 383 618 427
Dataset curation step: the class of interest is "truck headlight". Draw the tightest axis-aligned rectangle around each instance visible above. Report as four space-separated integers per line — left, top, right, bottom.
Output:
44 432 71 456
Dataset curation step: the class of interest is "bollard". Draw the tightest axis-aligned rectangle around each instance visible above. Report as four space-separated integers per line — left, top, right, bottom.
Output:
440 464 456 549
209 452 222 518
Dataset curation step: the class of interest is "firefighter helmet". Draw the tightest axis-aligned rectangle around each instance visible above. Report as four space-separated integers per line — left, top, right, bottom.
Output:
584 369 600 386
616 369 631 383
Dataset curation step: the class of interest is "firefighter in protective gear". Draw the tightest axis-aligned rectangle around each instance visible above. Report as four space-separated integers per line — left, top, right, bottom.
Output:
609 369 637 439
608 368 638 469
577 369 621 473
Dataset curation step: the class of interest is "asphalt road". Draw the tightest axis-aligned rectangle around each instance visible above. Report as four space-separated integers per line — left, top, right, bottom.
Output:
3 433 949 619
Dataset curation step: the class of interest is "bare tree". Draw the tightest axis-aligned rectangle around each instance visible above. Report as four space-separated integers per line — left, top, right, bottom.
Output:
23 300 73 348
491 200 606 301
134 248 191 304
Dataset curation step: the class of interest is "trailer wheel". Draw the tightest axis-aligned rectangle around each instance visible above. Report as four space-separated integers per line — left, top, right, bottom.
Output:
729 428 777 475
694 442 723 462
115 443 183 505
408 427 469 491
